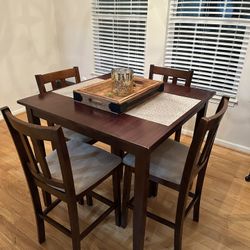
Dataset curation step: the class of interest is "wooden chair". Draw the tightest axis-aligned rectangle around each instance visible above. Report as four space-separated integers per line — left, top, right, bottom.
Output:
149 64 194 142
35 66 81 94
121 96 229 250
1 107 122 250
35 67 95 144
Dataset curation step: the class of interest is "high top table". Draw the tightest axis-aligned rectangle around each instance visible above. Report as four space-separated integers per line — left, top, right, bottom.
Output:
18 76 214 250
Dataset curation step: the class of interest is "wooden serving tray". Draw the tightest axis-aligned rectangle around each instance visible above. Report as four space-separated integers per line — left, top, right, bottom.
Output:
73 76 164 114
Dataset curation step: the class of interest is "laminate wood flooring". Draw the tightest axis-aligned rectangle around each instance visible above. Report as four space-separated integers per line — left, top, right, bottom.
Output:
0 113 249 250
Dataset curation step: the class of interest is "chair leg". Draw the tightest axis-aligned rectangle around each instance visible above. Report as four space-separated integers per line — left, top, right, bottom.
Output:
148 181 158 197
175 127 182 142
175 201 185 250
193 197 201 222
112 166 121 226
245 173 250 182
86 194 93 206
193 167 206 222
67 202 81 250
121 166 132 228
42 190 52 207
78 195 93 206
36 212 45 244
29 185 46 243
78 197 84 205
174 223 184 250
118 164 124 182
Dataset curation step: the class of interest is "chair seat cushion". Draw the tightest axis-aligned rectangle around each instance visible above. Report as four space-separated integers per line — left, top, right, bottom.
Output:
62 127 93 143
123 139 189 185
47 139 121 195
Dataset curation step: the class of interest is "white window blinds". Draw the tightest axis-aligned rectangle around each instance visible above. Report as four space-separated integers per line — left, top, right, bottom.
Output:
92 0 148 76
165 0 250 100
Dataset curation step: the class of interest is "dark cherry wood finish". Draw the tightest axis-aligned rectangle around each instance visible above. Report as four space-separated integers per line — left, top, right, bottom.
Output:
245 173 250 182
149 64 194 142
148 64 194 200
35 67 98 206
34 67 97 144
35 66 81 94
122 96 229 250
17 78 214 250
34 67 97 145
149 64 193 87
1 107 122 250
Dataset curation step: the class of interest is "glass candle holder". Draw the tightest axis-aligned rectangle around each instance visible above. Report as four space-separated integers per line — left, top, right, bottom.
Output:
111 68 134 97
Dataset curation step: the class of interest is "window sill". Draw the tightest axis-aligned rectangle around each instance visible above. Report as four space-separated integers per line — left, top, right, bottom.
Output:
210 95 237 107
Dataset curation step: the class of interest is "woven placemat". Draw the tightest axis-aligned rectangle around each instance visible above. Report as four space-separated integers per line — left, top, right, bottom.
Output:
53 78 105 97
126 93 200 126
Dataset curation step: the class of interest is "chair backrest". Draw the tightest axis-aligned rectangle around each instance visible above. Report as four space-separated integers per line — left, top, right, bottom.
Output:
35 66 81 94
1 107 76 199
149 64 193 87
179 96 229 205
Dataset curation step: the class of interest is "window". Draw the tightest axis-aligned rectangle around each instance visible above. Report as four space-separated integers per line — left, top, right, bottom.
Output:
92 0 148 76
165 0 250 100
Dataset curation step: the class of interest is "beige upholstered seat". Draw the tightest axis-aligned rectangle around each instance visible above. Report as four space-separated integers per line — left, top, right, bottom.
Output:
61 127 93 143
47 139 121 194
123 139 188 185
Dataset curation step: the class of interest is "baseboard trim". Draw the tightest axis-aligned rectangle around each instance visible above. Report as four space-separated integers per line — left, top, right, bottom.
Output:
182 129 250 154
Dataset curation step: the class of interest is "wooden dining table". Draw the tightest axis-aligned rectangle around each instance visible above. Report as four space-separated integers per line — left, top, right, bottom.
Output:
17 75 214 250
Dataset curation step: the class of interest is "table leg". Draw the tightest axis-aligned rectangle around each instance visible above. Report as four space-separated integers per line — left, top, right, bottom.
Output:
194 102 208 134
111 146 124 181
133 151 150 250
26 108 52 207
26 108 46 156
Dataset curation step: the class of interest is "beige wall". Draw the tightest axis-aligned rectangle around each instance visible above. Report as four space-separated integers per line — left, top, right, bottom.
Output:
53 0 94 79
0 0 249 152
0 0 61 113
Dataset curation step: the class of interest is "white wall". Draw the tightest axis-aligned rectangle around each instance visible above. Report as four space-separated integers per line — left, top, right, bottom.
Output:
0 0 61 113
144 0 170 76
53 0 94 80
1 0 249 153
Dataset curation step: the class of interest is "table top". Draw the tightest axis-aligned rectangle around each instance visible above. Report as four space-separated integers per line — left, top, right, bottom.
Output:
18 81 214 153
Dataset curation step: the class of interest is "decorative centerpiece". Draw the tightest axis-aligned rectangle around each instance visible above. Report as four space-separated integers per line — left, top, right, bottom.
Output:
73 74 164 114
111 68 134 97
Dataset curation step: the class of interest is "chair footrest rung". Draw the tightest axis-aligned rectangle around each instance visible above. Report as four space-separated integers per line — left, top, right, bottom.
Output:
41 214 71 237
89 191 115 207
185 195 199 217
146 210 175 229
43 198 62 215
80 206 114 240
127 198 175 229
